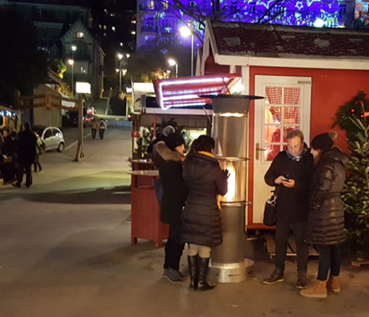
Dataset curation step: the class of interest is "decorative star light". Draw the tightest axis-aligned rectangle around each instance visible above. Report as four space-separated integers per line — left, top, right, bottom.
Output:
296 1 304 11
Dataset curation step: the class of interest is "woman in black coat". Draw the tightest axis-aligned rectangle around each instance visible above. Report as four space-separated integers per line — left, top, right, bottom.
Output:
182 135 228 291
301 132 348 299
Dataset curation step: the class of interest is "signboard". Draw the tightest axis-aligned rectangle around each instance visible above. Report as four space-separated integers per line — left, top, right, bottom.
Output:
76 82 91 94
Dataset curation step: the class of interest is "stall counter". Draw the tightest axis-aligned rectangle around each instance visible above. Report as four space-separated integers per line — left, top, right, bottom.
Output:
129 170 169 248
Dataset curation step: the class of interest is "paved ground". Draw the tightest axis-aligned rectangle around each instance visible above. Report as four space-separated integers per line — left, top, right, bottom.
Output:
0 126 369 317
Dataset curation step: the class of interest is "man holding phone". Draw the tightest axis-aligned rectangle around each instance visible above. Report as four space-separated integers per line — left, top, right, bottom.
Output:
263 130 313 288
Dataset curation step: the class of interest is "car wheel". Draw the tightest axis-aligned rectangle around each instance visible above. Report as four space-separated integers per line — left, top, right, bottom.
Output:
57 142 64 152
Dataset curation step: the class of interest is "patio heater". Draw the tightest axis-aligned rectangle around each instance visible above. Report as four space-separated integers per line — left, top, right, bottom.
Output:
207 94 263 283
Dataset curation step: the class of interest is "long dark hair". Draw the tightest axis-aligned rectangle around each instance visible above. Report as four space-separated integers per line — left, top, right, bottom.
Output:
194 135 215 153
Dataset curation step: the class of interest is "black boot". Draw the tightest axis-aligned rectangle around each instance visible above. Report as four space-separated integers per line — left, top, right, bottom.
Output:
188 255 198 290
262 267 285 285
197 257 215 291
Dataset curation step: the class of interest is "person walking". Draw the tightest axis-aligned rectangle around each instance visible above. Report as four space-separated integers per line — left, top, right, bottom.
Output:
91 119 98 139
300 132 348 299
263 129 314 288
98 119 107 140
13 122 36 188
182 135 228 291
2 129 17 184
33 130 44 173
152 133 187 283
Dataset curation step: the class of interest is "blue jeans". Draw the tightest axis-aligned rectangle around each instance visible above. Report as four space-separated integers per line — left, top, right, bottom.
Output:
316 245 341 281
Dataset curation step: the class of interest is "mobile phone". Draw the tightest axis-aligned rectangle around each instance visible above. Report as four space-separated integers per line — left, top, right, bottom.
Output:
282 177 289 181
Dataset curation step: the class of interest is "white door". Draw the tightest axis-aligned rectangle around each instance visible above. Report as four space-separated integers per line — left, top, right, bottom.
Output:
252 75 312 225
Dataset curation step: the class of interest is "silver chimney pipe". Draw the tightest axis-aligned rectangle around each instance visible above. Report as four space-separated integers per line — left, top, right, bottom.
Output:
207 95 263 283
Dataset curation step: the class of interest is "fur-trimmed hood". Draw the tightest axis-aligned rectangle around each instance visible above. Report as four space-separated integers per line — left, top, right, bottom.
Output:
154 141 184 162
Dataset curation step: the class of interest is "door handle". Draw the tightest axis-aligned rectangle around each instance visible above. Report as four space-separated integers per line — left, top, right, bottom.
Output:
255 143 266 160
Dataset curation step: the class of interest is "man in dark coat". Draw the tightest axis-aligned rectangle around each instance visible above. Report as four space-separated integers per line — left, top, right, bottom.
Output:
263 129 313 288
2 129 17 184
152 133 187 283
13 122 36 188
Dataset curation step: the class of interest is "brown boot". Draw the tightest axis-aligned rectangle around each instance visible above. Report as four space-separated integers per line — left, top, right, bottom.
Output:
327 276 340 293
300 280 327 298
296 271 307 289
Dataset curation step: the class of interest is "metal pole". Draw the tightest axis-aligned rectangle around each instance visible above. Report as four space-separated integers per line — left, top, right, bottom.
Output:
176 64 178 78
119 59 122 91
71 63 74 96
191 33 194 76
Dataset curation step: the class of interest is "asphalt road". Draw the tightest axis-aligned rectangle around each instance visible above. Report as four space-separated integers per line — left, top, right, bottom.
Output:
0 126 368 317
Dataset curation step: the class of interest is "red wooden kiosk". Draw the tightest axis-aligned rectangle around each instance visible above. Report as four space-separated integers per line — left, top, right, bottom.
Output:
129 170 169 248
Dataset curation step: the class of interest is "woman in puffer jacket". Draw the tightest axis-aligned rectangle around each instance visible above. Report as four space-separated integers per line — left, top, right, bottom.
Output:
182 135 228 291
301 132 348 299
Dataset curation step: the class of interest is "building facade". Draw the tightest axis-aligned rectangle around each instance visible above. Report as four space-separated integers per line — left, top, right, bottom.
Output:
136 0 357 50
0 0 104 98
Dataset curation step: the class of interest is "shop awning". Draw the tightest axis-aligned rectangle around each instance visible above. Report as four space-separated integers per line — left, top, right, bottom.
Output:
153 73 242 110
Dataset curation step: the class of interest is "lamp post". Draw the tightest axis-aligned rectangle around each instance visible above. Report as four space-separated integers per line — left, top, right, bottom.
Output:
117 53 123 91
180 23 194 76
116 67 127 92
68 59 74 95
168 58 178 78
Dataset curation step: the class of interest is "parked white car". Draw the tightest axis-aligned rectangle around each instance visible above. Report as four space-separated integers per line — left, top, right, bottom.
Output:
33 125 65 152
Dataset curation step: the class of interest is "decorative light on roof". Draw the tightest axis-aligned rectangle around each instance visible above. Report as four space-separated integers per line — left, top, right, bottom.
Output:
158 77 231 110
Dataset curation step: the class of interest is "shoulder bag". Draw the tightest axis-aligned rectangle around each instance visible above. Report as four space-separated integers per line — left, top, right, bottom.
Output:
263 185 280 226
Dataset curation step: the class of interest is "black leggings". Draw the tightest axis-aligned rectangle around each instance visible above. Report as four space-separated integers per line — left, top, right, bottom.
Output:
316 245 341 281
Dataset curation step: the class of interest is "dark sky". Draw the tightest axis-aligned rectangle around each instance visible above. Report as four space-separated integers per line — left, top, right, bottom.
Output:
9 0 136 10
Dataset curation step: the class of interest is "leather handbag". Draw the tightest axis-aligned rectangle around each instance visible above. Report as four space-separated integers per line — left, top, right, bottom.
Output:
263 186 280 226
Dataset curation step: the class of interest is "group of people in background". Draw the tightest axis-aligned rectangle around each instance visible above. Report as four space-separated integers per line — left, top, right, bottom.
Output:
91 118 107 140
150 126 348 298
0 122 44 188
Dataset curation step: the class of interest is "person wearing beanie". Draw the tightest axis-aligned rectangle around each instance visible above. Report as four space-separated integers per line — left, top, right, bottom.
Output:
147 125 175 157
263 129 314 288
152 133 187 283
301 131 348 299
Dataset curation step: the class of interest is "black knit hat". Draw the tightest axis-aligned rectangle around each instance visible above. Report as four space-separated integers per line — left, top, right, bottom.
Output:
165 133 185 151
310 133 334 152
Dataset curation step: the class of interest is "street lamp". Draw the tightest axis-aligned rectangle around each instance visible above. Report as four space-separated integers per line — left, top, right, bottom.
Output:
117 53 130 91
116 68 127 92
180 24 194 76
117 54 123 91
68 58 74 95
168 58 178 78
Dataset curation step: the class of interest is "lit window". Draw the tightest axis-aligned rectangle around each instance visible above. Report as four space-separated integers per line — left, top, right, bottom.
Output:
131 31 136 35
131 20 136 24
76 32 84 38
147 0 154 10
98 24 101 29
120 42 123 46
112 26 116 31
110 13 116 17
104 25 107 30
163 1 169 10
